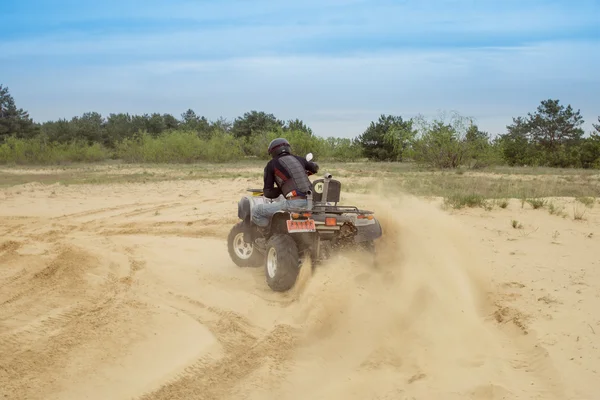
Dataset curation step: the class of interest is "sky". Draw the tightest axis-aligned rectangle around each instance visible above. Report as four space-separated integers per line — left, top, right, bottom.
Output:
1 0 599 138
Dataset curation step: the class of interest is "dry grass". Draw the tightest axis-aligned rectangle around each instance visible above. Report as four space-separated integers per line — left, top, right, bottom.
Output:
573 203 588 221
1 161 599 207
576 196 595 208
0 161 264 188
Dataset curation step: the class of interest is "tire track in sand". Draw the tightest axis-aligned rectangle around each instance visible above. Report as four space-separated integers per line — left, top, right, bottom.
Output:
49 200 169 221
46 199 236 240
136 293 299 400
486 291 567 399
0 245 149 400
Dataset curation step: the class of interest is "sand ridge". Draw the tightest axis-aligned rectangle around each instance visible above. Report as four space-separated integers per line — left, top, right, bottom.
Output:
0 177 598 399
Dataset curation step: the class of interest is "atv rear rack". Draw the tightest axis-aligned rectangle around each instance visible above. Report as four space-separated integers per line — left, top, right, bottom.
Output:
286 205 374 215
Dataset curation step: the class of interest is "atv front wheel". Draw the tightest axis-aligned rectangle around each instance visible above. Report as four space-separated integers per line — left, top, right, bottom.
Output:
227 222 263 268
265 234 300 292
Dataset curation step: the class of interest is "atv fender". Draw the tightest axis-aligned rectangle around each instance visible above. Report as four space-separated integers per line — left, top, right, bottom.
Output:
354 219 383 243
238 197 251 221
269 211 292 234
237 197 255 242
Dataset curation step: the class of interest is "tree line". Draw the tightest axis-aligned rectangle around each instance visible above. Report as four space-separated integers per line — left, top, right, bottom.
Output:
1 84 599 168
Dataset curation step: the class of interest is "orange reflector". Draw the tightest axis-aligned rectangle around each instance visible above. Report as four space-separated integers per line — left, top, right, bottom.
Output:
302 212 312 217
291 213 300 218
325 217 337 226
367 215 374 220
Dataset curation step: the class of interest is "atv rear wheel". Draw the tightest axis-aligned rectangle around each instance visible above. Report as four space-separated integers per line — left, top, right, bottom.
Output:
227 222 263 268
265 234 300 292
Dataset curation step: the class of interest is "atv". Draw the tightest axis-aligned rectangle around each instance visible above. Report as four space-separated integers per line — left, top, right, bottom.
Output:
227 153 383 292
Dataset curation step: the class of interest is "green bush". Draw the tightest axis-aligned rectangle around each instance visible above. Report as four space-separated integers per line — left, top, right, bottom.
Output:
243 129 363 161
114 130 244 163
0 136 109 165
0 128 365 166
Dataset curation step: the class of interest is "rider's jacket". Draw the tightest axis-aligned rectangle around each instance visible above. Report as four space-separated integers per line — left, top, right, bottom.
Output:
263 153 319 199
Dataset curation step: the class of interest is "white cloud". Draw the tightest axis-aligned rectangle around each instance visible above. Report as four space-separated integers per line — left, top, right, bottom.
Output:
5 39 598 138
1 0 598 59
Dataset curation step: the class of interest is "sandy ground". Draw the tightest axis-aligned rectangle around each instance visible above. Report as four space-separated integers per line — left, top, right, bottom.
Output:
0 175 599 400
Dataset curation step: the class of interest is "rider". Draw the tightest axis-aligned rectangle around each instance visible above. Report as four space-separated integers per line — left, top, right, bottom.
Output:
251 138 319 230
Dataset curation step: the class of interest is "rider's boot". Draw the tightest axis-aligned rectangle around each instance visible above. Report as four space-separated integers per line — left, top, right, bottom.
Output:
253 226 270 250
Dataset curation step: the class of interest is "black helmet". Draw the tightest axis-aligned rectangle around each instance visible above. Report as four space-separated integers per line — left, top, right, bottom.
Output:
267 138 291 158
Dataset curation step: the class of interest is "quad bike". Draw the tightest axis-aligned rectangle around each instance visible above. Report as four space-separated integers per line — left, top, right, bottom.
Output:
227 153 383 292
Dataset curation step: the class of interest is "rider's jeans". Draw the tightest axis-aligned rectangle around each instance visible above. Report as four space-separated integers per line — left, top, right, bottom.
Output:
252 199 308 227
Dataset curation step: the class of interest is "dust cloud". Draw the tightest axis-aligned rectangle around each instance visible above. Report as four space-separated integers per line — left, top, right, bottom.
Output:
252 194 565 399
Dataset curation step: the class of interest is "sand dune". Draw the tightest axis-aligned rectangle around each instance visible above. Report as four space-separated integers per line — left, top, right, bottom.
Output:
1 176 598 399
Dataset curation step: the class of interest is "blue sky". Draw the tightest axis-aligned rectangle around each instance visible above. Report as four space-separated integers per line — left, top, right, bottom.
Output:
1 0 599 138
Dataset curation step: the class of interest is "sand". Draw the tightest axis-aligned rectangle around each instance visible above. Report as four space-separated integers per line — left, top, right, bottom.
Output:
0 175 598 399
